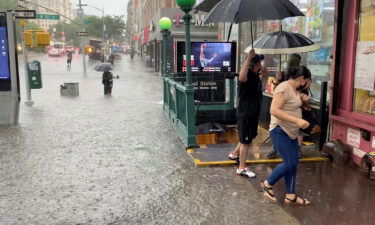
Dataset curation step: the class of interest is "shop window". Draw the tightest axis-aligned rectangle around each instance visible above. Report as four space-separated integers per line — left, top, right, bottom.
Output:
353 0 375 115
253 0 335 102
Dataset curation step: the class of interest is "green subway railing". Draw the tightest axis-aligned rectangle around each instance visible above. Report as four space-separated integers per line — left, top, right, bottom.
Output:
163 76 196 147
163 73 237 148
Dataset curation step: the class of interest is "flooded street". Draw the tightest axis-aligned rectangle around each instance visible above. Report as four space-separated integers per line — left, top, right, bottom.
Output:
0 54 298 225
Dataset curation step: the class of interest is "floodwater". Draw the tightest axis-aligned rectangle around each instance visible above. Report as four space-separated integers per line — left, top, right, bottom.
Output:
0 54 298 225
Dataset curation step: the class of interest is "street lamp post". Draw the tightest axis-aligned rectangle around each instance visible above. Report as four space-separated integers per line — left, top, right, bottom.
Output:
176 0 196 88
176 0 196 147
158 17 172 77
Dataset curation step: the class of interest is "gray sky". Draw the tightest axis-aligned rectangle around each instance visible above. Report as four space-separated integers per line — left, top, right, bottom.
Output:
73 0 129 17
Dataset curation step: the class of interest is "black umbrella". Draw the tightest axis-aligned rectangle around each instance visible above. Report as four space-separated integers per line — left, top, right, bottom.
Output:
245 31 320 54
205 0 304 46
194 0 221 12
95 63 113 72
244 30 320 71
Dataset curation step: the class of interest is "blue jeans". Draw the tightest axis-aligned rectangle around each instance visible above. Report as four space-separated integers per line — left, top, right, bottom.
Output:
267 126 299 194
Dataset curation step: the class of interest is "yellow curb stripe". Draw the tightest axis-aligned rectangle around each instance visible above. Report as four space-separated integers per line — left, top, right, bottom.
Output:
193 157 328 167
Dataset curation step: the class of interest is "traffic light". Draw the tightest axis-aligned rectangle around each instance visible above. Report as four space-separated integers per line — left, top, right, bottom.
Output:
35 32 50 46
85 46 94 54
23 32 32 46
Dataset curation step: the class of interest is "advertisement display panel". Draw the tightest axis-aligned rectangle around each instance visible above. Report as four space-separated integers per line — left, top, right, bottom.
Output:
177 42 237 73
0 26 10 80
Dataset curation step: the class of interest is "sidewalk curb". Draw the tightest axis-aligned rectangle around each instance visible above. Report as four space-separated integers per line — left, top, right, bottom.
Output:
187 148 328 167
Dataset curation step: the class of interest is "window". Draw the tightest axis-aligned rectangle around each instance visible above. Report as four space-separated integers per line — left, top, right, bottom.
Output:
250 0 335 102
353 0 375 115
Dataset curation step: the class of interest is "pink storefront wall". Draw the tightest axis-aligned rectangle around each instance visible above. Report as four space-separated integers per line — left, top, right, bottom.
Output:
330 0 375 165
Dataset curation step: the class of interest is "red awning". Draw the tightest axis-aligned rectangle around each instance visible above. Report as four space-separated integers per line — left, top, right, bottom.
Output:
142 25 150 45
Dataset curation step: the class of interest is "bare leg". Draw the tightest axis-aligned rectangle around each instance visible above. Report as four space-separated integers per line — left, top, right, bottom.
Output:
232 143 241 156
239 143 250 169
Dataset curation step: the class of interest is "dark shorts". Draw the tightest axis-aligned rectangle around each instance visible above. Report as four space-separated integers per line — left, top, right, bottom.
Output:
237 116 259 144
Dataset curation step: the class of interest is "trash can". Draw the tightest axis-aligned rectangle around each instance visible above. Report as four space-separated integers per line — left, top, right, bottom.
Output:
60 82 79 97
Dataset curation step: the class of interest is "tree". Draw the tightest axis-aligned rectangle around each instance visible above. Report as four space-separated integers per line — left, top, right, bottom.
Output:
104 15 126 43
83 15 104 39
0 0 17 11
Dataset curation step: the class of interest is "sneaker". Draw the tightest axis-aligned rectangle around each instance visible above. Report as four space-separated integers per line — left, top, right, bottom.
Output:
236 167 256 178
228 153 239 161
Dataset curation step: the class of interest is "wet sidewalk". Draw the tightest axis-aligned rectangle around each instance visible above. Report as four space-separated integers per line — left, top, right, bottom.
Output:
0 54 299 225
1 53 374 225
189 127 327 167
247 161 375 225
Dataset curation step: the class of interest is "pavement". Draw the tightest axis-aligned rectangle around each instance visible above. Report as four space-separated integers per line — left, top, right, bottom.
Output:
0 53 374 225
0 53 299 225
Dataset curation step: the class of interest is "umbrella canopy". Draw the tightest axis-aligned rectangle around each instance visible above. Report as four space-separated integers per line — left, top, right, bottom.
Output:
205 0 304 24
194 0 221 12
95 63 113 72
244 31 320 54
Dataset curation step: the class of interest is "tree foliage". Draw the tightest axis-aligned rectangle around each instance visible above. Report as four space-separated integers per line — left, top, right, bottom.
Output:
47 15 125 46
0 0 17 11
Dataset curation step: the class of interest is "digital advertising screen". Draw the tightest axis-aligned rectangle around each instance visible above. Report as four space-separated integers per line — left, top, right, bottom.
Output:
0 26 10 80
177 42 237 73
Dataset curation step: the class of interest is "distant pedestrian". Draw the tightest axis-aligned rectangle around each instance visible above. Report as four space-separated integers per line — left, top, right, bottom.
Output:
261 66 311 205
130 49 134 60
67 52 72 67
102 68 113 95
227 49 267 178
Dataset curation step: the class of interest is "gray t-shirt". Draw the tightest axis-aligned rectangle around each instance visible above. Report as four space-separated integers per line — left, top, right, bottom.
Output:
269 81 302 139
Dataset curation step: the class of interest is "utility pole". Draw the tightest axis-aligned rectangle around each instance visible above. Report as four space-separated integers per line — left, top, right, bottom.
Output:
77 0 87 77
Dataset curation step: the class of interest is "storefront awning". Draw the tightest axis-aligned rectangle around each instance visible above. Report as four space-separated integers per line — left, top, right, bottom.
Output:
142 25 150 45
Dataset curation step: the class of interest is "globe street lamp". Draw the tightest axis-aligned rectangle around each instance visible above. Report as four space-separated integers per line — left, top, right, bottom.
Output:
176 0 196 88
159 17 172 77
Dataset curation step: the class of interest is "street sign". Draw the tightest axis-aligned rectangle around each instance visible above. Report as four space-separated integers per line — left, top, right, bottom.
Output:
36 14 60 20
83 20 91 25
12 10 36 19
76 32 88 36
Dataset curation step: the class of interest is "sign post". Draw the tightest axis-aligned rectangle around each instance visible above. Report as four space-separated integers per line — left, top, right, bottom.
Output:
76 31 88 36
19 20 33 106
36 14 60 20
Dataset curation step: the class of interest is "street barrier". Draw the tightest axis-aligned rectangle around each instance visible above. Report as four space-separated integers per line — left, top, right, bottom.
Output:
60 82 79 97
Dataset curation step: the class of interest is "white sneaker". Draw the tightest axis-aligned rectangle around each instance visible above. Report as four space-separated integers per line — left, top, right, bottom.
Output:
228 153 239 161
236 167 256 178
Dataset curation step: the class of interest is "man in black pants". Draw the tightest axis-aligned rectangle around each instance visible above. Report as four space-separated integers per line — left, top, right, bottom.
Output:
228 49 266 178
102 68 113 95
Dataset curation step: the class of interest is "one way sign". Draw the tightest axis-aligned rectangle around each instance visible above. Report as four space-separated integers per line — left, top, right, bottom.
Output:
11 10 36 19
76 32 88 36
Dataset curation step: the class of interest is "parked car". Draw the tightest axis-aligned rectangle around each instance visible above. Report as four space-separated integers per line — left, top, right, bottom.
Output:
48 48 63 57
65 46 75 54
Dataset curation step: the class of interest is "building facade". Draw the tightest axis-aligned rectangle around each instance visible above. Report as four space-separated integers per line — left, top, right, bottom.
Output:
30 0 73 30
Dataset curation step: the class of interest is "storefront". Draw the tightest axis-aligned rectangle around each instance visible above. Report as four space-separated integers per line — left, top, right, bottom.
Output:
330 0 375 165
238 0 335 102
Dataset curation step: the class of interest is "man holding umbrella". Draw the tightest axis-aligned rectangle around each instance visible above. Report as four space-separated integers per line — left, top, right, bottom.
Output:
228 49 267 177
102 66 114 95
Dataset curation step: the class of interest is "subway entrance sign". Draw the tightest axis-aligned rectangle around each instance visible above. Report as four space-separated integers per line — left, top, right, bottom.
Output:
36 14 60 20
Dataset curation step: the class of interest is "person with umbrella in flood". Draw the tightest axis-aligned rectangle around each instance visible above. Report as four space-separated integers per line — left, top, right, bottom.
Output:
102 66 113 95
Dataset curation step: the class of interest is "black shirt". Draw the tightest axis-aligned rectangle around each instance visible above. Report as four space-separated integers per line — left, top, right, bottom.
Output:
237 69 263 117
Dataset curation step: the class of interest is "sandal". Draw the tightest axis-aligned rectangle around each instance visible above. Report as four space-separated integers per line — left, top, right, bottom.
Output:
284 195 311 206
261 180 276 202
